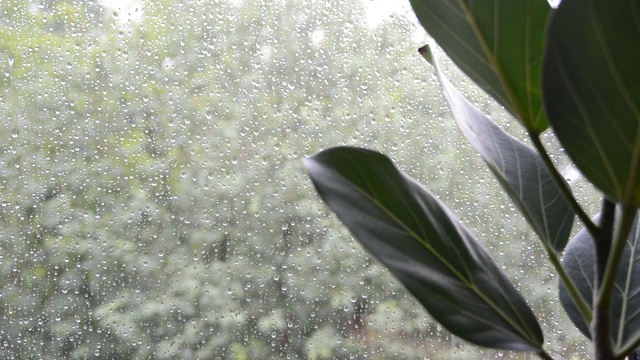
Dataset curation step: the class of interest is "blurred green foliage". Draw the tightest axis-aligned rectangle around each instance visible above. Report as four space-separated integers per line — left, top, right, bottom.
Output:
0 0 590 358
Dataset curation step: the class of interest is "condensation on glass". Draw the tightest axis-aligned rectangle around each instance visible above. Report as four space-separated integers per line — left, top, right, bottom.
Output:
0 0 588 358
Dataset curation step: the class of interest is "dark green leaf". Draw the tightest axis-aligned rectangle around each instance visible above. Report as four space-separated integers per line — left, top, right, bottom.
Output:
421 46 574 253
560 211 640 352
558 224 595 339
409 0 550 133
543 0 640 207
304 147 544 351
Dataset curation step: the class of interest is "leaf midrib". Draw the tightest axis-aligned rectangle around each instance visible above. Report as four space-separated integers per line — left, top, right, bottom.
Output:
337 156 540 347
457 0 536 128
588 3 640 205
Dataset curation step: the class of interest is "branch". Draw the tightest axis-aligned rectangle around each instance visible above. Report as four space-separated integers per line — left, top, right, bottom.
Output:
593 198 617 360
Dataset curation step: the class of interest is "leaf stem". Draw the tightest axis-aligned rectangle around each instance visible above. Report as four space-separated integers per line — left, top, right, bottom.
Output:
528 133 593 323
529 134 599 238
544 242 592 323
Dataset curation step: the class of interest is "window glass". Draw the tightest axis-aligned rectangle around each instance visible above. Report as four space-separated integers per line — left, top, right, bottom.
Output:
0 0 592 358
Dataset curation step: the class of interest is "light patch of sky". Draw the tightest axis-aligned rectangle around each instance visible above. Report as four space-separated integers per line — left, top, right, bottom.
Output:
362 0 413 28
98 0 423 65
99 0 145 26
98 0 556 30
99 0 413 27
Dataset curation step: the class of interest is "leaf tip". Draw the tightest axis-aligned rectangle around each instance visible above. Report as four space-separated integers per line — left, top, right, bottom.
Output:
418 45 433 65
301 155 316 172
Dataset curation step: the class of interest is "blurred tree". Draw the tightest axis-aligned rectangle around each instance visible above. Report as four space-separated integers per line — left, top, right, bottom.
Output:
0 0 589 358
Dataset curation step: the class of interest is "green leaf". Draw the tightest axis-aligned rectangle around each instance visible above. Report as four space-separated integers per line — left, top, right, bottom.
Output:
409 0 550 133
558 222 597 340
543 0 640 207
559 211 640 353
303 147 544 351
420 45 574 253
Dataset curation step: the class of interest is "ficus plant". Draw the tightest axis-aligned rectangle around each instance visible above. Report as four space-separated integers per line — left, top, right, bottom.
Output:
303 0 640 359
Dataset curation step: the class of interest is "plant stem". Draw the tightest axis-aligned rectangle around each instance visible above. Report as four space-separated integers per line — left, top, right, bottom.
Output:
545 243 592 323
593 198 616 360
595 199 616 285
528 134 593 323
529 134 599 238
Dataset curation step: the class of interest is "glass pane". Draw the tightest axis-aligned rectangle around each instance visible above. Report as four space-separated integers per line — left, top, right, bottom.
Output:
0 0 592 358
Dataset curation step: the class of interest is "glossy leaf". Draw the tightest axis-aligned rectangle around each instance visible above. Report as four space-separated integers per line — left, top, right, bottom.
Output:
543 0 640 206
420 45 574 253
409 0 550 133
304 147 544 351
559 211 640 353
